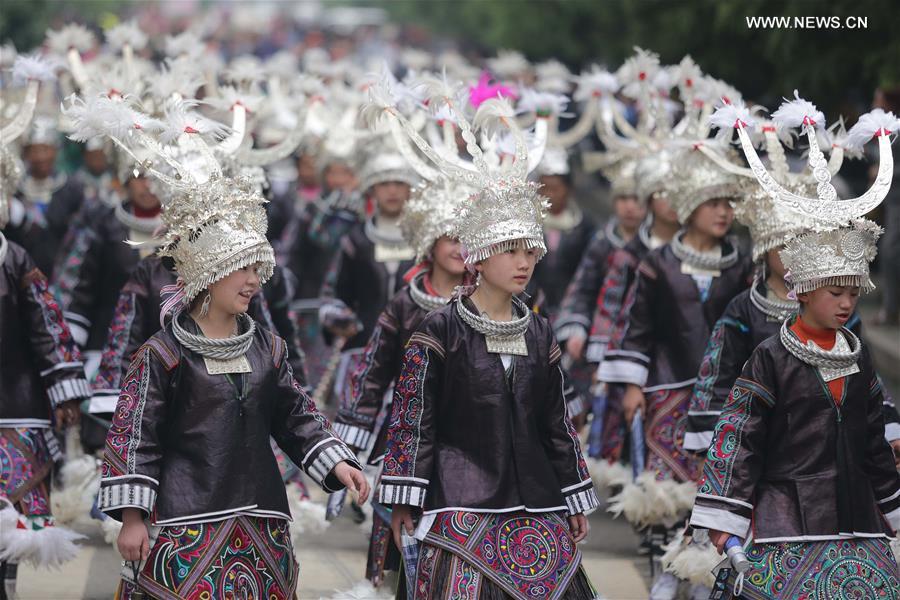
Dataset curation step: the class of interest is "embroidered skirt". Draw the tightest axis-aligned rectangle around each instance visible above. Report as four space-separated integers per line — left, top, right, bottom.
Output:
117 515 298 600
366 503 400 584
587 384 626 461
645 386 703 484
729 538 899 599
407 511 595 600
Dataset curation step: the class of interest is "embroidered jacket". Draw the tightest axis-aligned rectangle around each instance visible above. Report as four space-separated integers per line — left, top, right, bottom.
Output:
0 238 90 426
59 202 148 350
597 239 752 392
378 297 599 516
554 219 624 354
321 220 415 350
690 333 900 542
5 178 85 276
97 315 360 524
334 282 437 462
532 214 595 318
283 193 361 301
90 256 308 414
685 283 900 452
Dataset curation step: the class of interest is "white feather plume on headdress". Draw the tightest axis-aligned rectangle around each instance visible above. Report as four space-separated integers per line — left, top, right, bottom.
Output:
772 90 826 130
158 98 231 144
105 20 148 52
46 24 95 55
708 101 756 133
572 66 618 102
204 86 264 114
845 108 899 152
62 94 162 143
516 89 569 117
472 97 519 139
164 30 205 59
149 57 205 102
11 54 57 84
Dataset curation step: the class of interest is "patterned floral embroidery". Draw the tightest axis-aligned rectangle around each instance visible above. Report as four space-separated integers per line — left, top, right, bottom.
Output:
0 428 53 517
689 318 731 415
102 348 150 479
645 387 704 483
422 511 582 600
737 538 899 600
134 516 298 600
591 251 631 342
384 343 429 479
365 508 394 583
94 292 137 391
51 227 92 310
698 378 773 497
345 324 383 422
25 268 76 364
448 554 482 598
414 543 440 600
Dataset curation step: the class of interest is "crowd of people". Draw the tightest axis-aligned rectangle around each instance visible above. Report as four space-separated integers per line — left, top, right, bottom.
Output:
1 7 899 600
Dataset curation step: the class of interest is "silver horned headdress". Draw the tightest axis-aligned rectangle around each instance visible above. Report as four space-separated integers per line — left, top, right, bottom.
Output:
712 93 897 292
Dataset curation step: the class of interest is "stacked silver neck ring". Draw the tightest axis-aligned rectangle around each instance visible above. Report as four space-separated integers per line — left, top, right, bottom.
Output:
172 311 256 360
779 320 860 370
456 295 531 341
670 230 739 271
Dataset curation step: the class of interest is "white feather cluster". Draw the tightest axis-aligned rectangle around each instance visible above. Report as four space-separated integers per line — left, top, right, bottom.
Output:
845 108 899 151
224 55 264 85
159 99 231 144
487 49 530 78
320 580 393 600
587 458 630 493
105 20 148 52
516 88 569 117
46 24 95 55
660 530 721 587
616 47 660 98
473 97 517 138
573 66 619 102
0 504 85 568
149 57 204 102
11 54 57 85
286 485 329 543
62 94 162 142
676 55 703 92
709 101 755 132
607 473 696 528
416 71 466 115
205 86 264 113
265 50 299 80
164 30 205 59
359 78 397 130
772 90 826 129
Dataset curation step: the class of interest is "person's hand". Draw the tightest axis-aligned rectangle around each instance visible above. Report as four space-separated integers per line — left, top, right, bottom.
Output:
708 529 730 554
568 513 590 543
54 399 81 430
890 440 900 469
390 504 417 550
333 461 370 505
622 384 646 424
118 509 149 562
565 334 587 362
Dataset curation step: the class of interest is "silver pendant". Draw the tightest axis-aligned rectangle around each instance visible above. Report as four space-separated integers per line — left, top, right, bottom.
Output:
485 334 528 356
203 355 252 375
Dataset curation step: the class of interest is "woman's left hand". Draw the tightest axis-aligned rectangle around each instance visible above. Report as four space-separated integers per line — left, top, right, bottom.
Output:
54 400 81 430
334 461 370 504
568 513 590 543
890 440 900 469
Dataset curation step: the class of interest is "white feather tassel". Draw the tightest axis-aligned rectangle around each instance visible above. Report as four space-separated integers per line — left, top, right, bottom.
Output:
709 102 755 132
286 484 330 544
46 24 95 55
105 20 148 52
845 108 899 151
473 97 518 138
661 531 721 587
573 66 619 102
772 90 826 129
12 54 57 84
62 94 163 142
101 516 123 547
159 99 231 144
516 89 569 117
0 504 85 568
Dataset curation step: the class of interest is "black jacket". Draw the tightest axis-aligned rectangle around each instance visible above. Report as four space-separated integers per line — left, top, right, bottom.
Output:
0 237 90 424
690 331 900 542
97 315 360 524
598 238 753 391
90 256 308 412
533 214 596 318
378 296 598 516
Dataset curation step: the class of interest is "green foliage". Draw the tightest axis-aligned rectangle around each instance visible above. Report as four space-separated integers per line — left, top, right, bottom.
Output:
0 0 122 52
382 0 899 115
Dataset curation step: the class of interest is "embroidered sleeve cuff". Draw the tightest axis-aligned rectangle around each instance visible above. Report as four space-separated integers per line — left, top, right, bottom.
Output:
46 377 91 407
98 477 158 521
555 322 588 342
333 422 372 452
597 359 649 387
302 438 361 492
585 338 608 364
883 506 900 533
378 476 428 508
682 430 714 453
884 423 900 443
690 502 751 538
566 395 586 418
563 480 600 516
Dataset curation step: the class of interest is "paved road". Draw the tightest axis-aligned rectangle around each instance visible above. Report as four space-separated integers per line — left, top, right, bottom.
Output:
16 489 651 600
